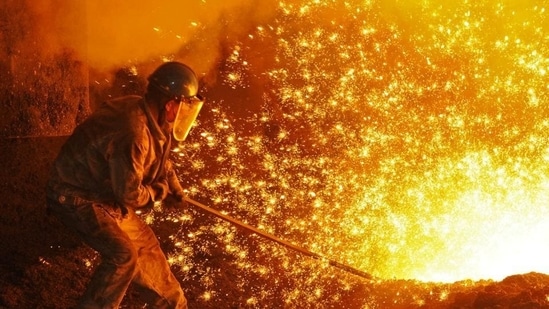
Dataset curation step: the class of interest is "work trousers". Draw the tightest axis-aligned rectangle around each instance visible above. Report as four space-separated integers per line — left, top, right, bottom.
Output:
47 198 187 309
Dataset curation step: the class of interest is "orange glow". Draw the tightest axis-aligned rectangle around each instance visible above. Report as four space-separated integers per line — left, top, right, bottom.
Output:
123 0 549 304
163 0 549 281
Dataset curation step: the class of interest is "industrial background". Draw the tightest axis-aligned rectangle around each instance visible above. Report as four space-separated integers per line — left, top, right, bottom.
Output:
2 0 549 308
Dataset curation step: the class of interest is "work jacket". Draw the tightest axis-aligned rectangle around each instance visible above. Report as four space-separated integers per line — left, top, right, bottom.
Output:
47 95 183 209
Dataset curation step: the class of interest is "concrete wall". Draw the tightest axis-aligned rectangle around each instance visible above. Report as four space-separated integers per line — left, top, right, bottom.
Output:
0 1 89 138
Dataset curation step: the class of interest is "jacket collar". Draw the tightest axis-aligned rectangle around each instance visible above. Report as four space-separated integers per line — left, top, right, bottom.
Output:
140 98 168 145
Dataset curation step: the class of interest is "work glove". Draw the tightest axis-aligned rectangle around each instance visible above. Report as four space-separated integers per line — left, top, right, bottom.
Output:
161 190 188 210
173 190 186 203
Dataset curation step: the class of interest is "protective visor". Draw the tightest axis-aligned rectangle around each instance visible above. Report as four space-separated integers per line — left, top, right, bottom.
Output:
173 95 204 142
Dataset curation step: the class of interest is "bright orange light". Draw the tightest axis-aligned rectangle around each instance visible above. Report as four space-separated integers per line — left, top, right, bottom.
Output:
147 1 549 305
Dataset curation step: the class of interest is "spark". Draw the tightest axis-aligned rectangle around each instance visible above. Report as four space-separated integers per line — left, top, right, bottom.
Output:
151 0 549 305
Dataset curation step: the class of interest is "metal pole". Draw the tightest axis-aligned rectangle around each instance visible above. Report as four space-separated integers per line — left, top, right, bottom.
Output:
183 196 373 280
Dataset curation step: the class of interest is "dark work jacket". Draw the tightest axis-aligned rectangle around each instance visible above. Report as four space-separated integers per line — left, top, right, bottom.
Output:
47 95 183 209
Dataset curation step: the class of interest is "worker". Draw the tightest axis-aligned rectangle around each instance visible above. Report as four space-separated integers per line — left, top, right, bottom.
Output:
46 61 204 308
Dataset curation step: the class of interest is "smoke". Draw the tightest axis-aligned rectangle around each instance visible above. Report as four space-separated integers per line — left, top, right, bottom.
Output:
22 0 278 75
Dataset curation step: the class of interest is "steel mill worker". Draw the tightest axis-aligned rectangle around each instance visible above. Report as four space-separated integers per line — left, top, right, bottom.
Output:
46 61 205 309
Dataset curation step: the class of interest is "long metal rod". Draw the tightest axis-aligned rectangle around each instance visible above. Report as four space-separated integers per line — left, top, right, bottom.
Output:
183 196 373 280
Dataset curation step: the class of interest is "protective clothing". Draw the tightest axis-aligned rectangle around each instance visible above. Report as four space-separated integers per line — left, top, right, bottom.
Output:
47 94 187 308
48 95 184 208
47 199 187 309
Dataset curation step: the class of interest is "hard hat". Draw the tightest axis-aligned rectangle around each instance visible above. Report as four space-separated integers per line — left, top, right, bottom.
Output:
147 62 199 101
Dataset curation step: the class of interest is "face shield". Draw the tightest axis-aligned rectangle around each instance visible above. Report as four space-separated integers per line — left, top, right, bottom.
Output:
172 95 204 142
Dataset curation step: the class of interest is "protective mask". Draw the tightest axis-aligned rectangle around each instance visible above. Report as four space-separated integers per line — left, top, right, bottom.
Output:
172 96 204 142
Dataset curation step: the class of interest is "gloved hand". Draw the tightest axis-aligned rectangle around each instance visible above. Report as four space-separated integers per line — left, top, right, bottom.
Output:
173 191 186 203
150 179 169 202
161 190 188 210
